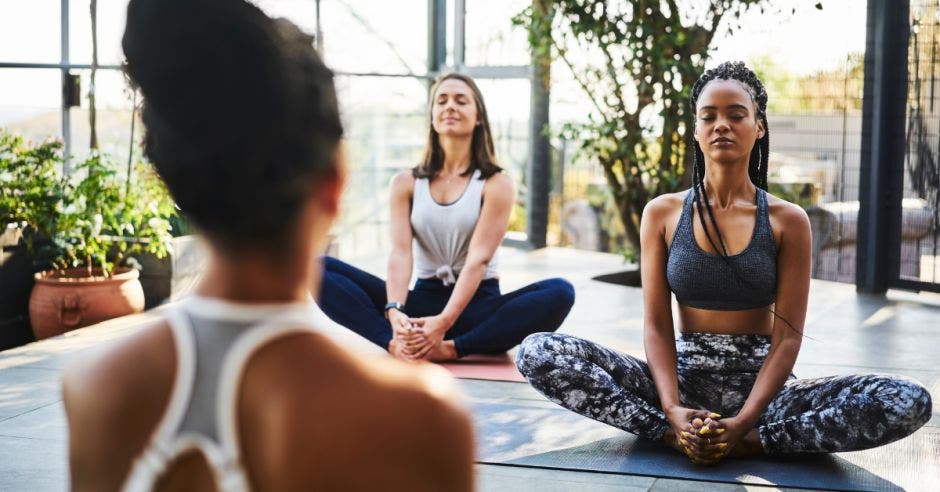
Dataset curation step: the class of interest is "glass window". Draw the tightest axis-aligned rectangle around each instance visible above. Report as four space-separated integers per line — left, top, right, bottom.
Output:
0 1 60 64
69 0 130 66
474 78 529 179
332 74 427 259
463 0 529 67
0 68 61 143
320 0 427 75
67 68 137 162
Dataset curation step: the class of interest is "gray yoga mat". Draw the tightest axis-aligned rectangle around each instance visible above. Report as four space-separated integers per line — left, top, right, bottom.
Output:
472 401 939 491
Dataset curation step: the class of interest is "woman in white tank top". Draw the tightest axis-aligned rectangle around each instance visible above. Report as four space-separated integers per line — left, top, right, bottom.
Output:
61 2 473 490
319 73 576 361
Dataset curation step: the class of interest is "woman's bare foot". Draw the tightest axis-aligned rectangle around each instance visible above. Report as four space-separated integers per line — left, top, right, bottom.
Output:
426 340 458 362
662 429 688 454
727 429 764 458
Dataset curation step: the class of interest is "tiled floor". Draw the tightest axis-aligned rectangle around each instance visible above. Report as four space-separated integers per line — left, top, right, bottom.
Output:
0 247 937 491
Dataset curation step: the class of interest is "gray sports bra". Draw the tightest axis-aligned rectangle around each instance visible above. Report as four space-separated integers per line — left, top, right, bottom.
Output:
666 188 777 310
122 296 324 492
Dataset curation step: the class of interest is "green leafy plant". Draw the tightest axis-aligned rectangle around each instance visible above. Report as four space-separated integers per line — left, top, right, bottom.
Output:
0 132 65 253
52 154 176 277
0 129 177 278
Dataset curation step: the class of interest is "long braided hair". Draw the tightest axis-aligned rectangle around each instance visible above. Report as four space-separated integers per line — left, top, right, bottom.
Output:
688 61 803 336
689 61 769 257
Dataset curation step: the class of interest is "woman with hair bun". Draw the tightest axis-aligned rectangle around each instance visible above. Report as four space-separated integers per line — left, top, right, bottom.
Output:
61 1 473 490
516 61 931 465
319 72 576 362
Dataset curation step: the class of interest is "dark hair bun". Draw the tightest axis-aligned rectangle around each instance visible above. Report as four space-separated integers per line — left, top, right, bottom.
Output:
123 0 343 250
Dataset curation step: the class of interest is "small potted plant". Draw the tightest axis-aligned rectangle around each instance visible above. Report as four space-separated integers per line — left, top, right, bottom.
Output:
28 152 176 339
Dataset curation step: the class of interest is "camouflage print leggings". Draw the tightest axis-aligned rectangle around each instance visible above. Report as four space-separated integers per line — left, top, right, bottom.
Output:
515 332 932 454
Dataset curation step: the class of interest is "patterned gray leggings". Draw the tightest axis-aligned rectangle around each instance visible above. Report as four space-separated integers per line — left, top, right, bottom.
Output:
515 332 932 454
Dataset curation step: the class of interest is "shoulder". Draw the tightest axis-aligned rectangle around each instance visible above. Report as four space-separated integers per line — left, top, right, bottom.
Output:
390 170 416 192
63 317 176 489
482 171 514 196
642 190 688 224
241 332 472 483
765 191 810 232
63 318 174 424
244 330 469 431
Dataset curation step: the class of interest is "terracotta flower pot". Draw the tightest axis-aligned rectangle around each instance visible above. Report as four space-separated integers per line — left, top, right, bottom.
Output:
29 267 146 340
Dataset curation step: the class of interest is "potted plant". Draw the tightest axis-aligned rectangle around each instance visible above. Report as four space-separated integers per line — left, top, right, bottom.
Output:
28 152 176 339
0 131 63 348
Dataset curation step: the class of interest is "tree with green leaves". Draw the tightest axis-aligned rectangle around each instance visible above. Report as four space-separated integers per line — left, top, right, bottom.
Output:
514 0 782 259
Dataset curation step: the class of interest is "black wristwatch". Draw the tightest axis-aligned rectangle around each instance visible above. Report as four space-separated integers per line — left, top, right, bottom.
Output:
384 301 405 315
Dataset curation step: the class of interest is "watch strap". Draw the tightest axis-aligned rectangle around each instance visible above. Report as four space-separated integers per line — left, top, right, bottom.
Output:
384 301 405 313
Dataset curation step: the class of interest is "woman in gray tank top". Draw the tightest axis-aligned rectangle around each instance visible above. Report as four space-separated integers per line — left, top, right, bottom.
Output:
516 62 931 463
319 73 575 361
62 2 474 490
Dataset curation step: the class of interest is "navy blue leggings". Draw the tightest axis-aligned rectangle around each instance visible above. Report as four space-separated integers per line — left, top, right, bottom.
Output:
318 256 575 357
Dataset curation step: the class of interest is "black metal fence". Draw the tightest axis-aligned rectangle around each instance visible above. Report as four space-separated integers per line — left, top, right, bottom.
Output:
767 60 865 284
898 0 940 289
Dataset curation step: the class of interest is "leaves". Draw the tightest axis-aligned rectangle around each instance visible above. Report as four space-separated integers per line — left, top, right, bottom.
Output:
514 0 770 251
0 133 63 232
0 129 177 276
53 154 176 275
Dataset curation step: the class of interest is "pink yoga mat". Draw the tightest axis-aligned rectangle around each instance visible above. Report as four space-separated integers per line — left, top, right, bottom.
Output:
437 353 527 382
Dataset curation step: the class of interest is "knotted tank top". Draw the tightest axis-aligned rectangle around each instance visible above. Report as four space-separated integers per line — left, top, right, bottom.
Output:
410 169 498 285
122 296 326 492
666 188 777 310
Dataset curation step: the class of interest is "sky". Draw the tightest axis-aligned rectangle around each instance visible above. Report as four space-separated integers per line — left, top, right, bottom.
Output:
709 0 867 75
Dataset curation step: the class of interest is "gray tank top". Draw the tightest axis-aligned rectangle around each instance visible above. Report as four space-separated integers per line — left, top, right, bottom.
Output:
122 296 323 492
665 188 777 310
411 169 499 285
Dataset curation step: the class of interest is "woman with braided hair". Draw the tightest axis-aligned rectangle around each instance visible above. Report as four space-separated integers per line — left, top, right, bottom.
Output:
516 61 931 464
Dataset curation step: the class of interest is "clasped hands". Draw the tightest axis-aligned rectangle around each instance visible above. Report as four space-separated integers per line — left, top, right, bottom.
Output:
666 406 752 466
388 310 448 360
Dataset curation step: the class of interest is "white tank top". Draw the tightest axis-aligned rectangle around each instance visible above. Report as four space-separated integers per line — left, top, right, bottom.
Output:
121 296 325 492
410 169 499 285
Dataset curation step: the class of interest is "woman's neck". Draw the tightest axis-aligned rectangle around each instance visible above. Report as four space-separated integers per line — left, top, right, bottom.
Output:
702 164 756 209
438 135 472 175
196 248 319 304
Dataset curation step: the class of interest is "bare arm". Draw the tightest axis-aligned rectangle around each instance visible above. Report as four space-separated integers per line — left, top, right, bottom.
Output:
386 171 415 307
641 194 715 454
640 196 681 411
734 203 812 427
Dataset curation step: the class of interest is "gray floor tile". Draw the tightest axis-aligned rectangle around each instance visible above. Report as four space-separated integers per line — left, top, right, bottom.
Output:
0 435 67 492
0 367 63 421
0 402 67 441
